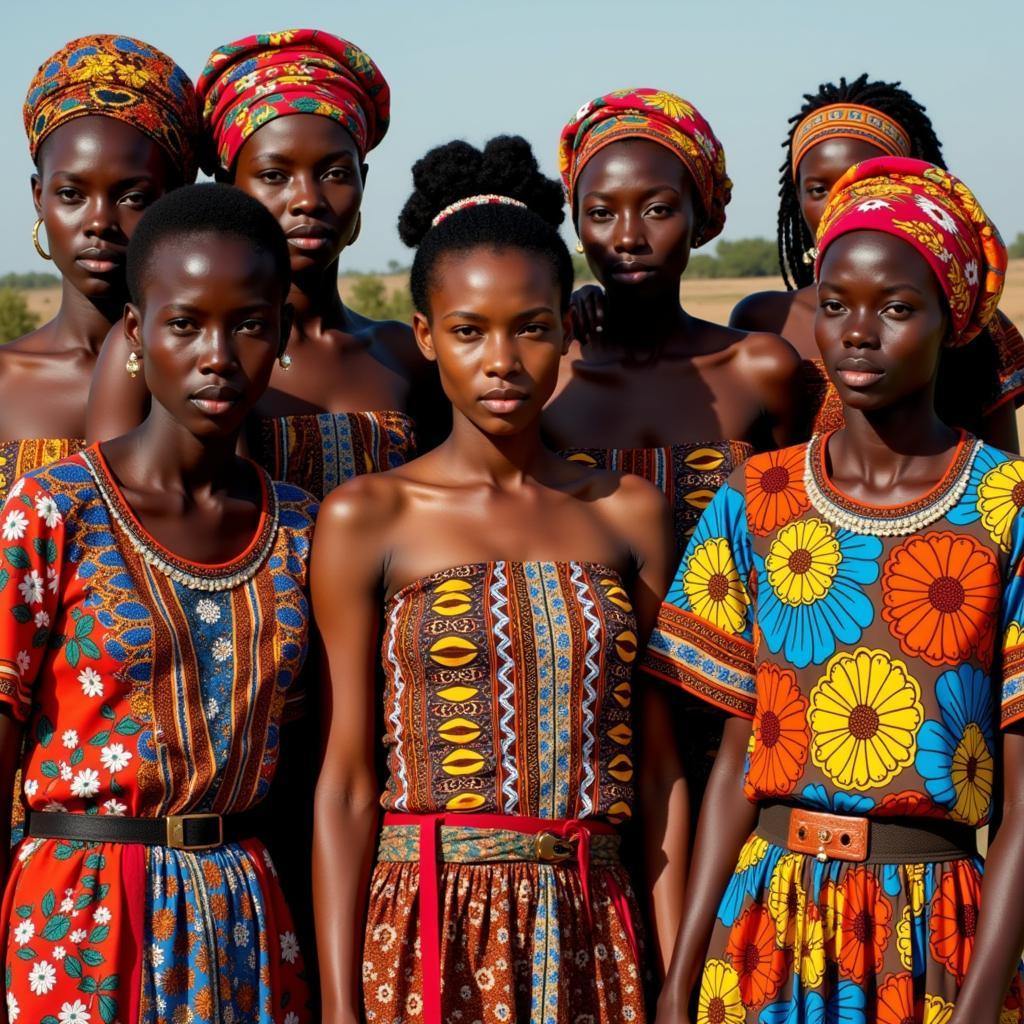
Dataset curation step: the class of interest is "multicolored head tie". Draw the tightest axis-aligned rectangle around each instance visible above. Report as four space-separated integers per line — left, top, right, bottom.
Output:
791 102 912 180
196 28 390 175
558 87 731 247
815 156 1006 346
23 34 199 181
430 194 528 229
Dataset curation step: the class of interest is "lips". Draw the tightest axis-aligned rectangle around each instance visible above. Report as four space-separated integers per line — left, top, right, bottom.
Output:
479 388 528 414
284 223 337 252
190 384 243 416
608 260 656 283
75 247 124 274
835 357 885 389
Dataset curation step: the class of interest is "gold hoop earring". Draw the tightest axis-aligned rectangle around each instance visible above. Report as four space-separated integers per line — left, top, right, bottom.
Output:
32 218 52 261
278 353 292 370
575 240 584 254
126 351 141 379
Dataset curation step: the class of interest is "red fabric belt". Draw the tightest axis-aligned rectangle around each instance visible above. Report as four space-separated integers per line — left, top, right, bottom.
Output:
381 811 639 1023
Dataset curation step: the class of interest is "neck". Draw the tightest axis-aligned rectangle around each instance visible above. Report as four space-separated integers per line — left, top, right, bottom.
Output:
836 390 958 470
121 404 243 493
288 261 348 335
442 410 550 488
603 282 688 352
52 279 124 355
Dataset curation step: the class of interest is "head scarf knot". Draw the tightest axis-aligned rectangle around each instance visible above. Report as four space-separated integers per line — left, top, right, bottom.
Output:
196 28 390 175
558 88 731 247
23 34 199 181
815 156 1006 346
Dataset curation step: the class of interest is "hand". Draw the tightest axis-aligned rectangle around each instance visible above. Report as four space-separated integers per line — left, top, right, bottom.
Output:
569 284 607 346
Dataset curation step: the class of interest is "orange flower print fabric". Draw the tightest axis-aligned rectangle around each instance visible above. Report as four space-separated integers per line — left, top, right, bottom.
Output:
647 434 1024 1022
0 452 315 1023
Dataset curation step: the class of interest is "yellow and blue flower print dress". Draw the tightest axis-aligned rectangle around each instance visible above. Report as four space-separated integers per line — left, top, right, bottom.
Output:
643 432 1024 1023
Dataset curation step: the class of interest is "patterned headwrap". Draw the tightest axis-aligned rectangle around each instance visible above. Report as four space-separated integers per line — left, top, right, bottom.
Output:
196 28 390 175
558 88 731 247
791 103 911 180
816 157 1006 346
23 35 199 181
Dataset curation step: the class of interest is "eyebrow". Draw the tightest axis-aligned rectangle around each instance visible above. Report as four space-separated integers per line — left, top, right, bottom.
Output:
818 281 926 295
51 172 156 187
441 306 555 321
582 186 680 201
249 150 356 164
160 301 274 315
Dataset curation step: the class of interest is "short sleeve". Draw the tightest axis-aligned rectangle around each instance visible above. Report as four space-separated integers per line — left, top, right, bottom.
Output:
642 473 756 718
0 475 66 721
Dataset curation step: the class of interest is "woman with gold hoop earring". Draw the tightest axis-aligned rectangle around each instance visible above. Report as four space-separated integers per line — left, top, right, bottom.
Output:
0 34 198 511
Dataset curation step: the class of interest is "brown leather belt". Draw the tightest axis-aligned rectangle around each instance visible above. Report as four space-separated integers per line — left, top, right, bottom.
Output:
756 801 977 864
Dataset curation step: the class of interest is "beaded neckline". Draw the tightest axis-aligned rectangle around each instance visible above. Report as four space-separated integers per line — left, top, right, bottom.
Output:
82 446 279 592
803 430 981 537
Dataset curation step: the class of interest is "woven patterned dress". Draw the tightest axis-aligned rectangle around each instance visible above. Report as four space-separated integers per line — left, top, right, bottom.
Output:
363 561 647 1023
0 447 316 1024
643 433 1024 1022
249 410 416 501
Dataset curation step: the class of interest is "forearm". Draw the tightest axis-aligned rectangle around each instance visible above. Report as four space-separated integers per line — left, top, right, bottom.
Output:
950 801 1024 1023
659 723 757 1009
644 771 689 977
313 780 380 1021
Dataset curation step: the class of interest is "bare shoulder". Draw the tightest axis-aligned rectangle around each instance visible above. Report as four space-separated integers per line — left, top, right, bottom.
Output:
729 288 794 333
593 469 672 539
732 328 801 387
348 308 421 378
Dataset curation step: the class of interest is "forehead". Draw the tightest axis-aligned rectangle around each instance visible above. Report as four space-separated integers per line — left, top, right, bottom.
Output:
432 247 560 307
797 137 887 185
37 115 169 179
236 113 360 164
576 138 690 193
820 229 941 291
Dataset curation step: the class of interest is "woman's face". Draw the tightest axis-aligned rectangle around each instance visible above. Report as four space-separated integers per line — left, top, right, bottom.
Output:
816 230 949 415
797 137 887 236
124 230 289 440
232 114 365 277
575 139 697 298
32 116 175 302
413 246 570 436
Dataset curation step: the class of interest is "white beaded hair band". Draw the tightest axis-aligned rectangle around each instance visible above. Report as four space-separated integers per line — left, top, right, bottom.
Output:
431 194 528 228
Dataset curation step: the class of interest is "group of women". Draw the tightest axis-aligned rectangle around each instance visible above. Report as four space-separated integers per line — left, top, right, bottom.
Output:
0 24 1021 1024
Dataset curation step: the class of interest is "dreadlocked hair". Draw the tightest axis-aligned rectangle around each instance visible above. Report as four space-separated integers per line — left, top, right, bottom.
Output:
777 74 946 289
398 135 571 315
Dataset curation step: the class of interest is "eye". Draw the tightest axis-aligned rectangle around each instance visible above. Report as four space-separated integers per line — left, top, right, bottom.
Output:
323 166 353 183
167 318 196 333
118 191 149 209
257 170 287 185
451 325 482 340
820 299 845 314
585 206 612 221
237 318 268 334
645 203 675 217
883 302 914 319
56 187 82 204
518 322 548 336
806 184 829 199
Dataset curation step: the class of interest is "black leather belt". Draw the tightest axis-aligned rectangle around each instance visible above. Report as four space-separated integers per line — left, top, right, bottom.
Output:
26 810 250 851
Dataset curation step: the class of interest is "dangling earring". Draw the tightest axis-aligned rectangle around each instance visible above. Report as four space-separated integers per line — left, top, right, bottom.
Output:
125 351 141 379
802 246 819 265
346 212 362 248
32 219 51 261
278 353 292 370
575 240 584 254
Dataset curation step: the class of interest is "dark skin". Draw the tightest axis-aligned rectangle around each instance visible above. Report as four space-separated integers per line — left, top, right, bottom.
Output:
88 114 443 447
0 116 175 442
729 135 1020 450
312 246 684 1020
655 231 1024 1023
0 230 289 1024
546 139 801 454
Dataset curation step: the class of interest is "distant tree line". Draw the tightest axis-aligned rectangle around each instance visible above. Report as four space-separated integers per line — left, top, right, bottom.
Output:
0 271 60 289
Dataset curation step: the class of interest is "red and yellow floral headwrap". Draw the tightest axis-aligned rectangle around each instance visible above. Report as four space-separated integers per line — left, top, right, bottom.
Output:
23 35 199 182
815 157 1006 346
791 102 911 180
558 88 731 247
196 28 390 175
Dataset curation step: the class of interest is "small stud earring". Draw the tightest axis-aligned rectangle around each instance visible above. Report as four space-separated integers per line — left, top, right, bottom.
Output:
278 353 292 370
802 246 819 265
32 218 52 261
125 351 141 379
575 240 585 254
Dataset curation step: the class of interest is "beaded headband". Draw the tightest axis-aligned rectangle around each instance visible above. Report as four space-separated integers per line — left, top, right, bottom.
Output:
430 194 527 228
791 102 911 179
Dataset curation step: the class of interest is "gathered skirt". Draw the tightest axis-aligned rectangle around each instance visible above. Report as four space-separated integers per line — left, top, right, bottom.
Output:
695 831 1024 1023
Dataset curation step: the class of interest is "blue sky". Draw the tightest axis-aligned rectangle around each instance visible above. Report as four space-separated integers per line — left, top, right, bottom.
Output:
5 0 1021 274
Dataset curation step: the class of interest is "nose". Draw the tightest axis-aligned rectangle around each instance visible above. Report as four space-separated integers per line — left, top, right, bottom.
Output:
289 171 327 216
482 330 520 378
82 195 118 239
842 309 881 349
197 325 240 376
613 209 647 253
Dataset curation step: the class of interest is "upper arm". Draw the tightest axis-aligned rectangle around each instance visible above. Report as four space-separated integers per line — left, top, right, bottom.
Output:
738 331 804 448
729 291 785 334
311 479 395 794
86 323 150 443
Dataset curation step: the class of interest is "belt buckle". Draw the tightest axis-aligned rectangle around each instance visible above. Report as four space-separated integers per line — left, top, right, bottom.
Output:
535 832 575 862
166 813 223 851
